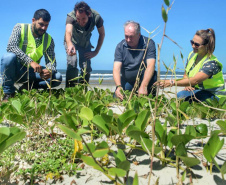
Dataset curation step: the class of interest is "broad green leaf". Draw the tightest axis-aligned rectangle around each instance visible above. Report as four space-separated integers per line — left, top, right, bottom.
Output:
167 129 178 149
203 133 224 162
176 143 187 157
55 113 78 131
135 110 151 131
171 134 195 146
0 127 10 144
193 103 209 114
179 101 190 112
93 141 109 158
182 170 186 182
161 5 168 23
57 124 81 140
108 167 126 177
92 115 109 135
0 127 10 136
185 126 196 137
219 97 226 106
79 107 93 121
85 91 94 103
114 149 127 166
132 172 139 185
165 114 177 126
80 155 103 172
220 161 226 174
170 102 177 112
126 125 149 143
118 110 136 131
155 120 167 145
195 124 208 137
216 120 226 134
179 156 200 167
12 100 22 114
0 131 26 154
77 128 91 135
141 137 152 153
83 142 96 153
6 114 25 126
140 137 161 154
118 160 130 172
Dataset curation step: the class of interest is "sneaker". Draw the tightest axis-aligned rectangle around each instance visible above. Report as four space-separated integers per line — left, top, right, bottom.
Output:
2 93 15 103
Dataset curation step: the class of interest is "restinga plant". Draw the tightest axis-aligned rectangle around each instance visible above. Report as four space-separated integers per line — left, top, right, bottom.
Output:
0 127 26 154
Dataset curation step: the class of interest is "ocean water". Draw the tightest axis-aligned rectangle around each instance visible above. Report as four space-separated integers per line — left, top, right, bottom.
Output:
1 69 226 84
57 69 186 82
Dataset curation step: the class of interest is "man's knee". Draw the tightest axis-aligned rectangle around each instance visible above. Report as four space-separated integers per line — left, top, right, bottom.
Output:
1 52 17 66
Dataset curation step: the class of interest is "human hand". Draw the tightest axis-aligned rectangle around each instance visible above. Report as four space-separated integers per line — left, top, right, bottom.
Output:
84 51 97 60
40 69 51 80
30 62 42 73
66 44 76 56
115 86 124 101
138 85 148 96
183 86 195 91
154 80 172 88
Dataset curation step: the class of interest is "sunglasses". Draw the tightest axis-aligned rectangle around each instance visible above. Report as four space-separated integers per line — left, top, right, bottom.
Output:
190 40 203 48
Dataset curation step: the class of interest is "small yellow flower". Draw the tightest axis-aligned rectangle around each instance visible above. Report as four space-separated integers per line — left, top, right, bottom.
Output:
46 172 54 180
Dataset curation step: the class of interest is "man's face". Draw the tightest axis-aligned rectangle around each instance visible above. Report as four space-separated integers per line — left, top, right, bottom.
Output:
124 25 140 49
76 11 89 27
32 18 49 37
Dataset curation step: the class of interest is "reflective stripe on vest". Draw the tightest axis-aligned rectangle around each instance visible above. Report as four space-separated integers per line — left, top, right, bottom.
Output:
19 23 51 63
185 51 226 97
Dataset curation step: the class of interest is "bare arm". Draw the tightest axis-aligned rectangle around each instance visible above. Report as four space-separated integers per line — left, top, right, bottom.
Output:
176 72 210 86
138 58 156 95
155 72 210 88
65 24 76 56
85 25 105 59
113 61 124 100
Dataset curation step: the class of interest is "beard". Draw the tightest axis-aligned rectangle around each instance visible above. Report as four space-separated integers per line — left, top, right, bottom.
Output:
33 24 46 37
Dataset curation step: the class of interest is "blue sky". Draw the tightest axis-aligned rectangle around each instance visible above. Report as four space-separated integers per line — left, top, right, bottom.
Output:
0 0 225 72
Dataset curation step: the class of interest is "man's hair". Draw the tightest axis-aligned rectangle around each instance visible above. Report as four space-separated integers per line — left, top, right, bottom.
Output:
124 21 140 35
33 9 51 22
74 1 91 16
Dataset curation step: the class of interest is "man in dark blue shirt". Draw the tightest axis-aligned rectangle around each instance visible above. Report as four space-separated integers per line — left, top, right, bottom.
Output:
113 21 157 100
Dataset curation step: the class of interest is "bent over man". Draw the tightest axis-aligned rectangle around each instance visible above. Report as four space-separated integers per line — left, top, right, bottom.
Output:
65 1 105 87
113 21 157 100
1 9 62 102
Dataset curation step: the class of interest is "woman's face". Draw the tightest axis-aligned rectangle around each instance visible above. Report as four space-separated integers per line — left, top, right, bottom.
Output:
191 35 207 56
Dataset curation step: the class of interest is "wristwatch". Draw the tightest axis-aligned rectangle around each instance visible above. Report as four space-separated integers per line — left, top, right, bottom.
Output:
116 85 122 90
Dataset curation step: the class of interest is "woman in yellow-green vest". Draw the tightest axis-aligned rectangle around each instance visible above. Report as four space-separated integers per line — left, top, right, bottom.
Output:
155 28 226 102
1 9 62 102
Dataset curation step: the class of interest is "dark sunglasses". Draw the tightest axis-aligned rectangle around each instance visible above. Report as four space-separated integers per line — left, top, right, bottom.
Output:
190 40 203 47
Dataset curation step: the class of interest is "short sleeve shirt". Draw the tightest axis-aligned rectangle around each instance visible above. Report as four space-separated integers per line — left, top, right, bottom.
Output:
185 59 221 78
114 35 156 83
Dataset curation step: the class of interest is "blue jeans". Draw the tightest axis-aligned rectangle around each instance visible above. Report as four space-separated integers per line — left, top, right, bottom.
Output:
1 52 62 94
177 89 217 102
65 43 92 87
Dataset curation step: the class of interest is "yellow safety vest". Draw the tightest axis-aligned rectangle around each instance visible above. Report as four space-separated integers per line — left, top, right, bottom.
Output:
19 23 51 63
185 52 226 98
